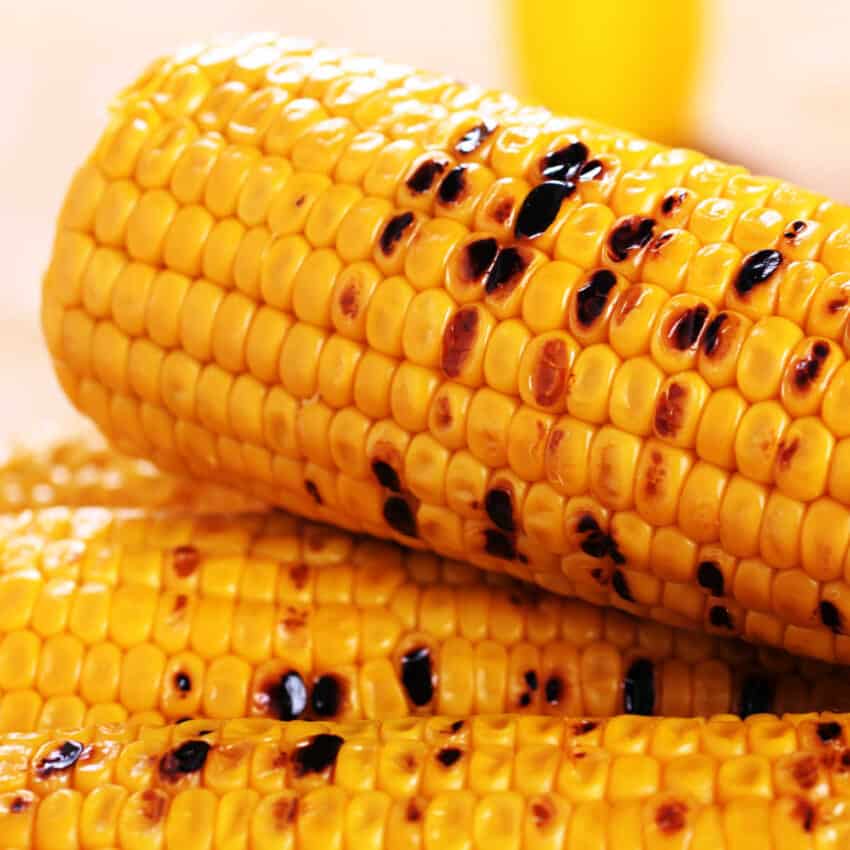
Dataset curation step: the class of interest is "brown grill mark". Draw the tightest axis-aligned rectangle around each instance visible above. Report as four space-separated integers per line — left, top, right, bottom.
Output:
289 564 309 591
406 799 423 822
792 341 830 390
484 247 529 295
660 191 686 216
649 230 675 254
531 798 555 829
777 437 800 468
793 798 816 833
701 313 729 357
573 720 598 735
442 308 479 378
406 158 449 194
173 594 188 614
613 286 643 322
338 284 358 318
828 298 847 313
644 450 665 498
399 751 419 773
490 196 515 224
281 606 308 632
294 195 306 208
380 212 415 255
667 305 710 350
532 339 568 407
654 383 687 438
273 797 299 828
434 395 452 429
607 216 655 262
304 480 322 505
8 796 30 814
172 545 200 577
575 269 617 326
655 800 688 835
784 220 807 241
140 789 166 824
460 238 498 282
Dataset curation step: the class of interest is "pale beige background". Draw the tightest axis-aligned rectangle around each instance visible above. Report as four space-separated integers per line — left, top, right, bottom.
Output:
2 0 849 443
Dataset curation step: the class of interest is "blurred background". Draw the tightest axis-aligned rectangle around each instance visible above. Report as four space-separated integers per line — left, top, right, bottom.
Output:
2 0 850 440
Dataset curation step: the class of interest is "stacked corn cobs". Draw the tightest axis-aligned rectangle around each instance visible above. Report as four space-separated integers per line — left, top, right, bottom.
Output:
28 32 850 848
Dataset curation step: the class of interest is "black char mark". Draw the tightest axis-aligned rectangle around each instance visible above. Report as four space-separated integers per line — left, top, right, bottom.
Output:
709 606 734 629
701 313 728 356
576 269 617 326
735 249 783 295
608 216 656 262
311 675 342 717
696 561 724 596
611 569 633 602
485 488 514 532
455 121 497 155
462 238 499 281
669 304 710 350
372 460 401 492
739 675 775 718
623 659 655 716
515 180 575 239
541 141 589 182
484 529 516 560
159 740 211 778
383 496 417 538
406 159 449 194
267 671 308 720
820 600 843 633
174 672 192 692
545 676 564 705
380 212 415 255
817 721 843 743
292 734 344 777
37 741 87 778
579 159 604 181
484 247 527 294
793 341 830 390
436 747 462 767
304 480 322 505
401 646 434 706
438 166 468 204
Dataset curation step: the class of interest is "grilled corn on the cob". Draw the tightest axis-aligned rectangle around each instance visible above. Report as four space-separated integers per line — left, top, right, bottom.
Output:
43 34 850 663
4 714 850 849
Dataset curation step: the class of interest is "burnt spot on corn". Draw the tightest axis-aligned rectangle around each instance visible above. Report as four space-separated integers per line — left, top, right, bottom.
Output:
649 230 675 254
437 166 468 204
294 194 306 208
36 740 88 778
140 789 167 824
607 216 656 262
709 606 734 630
519 692 532 707
455 121 497 155
739 674 775 717
820 600 843 633
777 436 800 468
792 341 830 390
406 799 423 823
828 297 848 313
485 487 514 532
338 284 358 318
406 158 449 194
793 798 817 833
484 247 528 295
577 514 600 534
290 564 309 591
540 141 589 182
614 286 643 322
515 180 576 239
174 672 192 693
371 459 401 492
817 721 843 743
576 269 617 326
579 159 604 181
159 740 211 780
530 798 555 828
524 670 539 691
383 496 417 538
380 212 415 255
175 717 192 724
461 237 499 281
701 313 728 357
654 382 687 438
697 561 724 596
545 676 564 705
660 190 687 216
655 801 688 836
311 674 343 718
292 734 344 778
484 529 517 560
643 450 666 499
436 747 462 767
580 531 610 558
668 304 710 350
791 754 820 790
611 569 633 601
272 797 299 828
624 659 655 715
263 671 308 721
489 196 515 225
573 720 598 735
532 338 569 407
784 220 807 241
304 480 322 505
401 646 434 706
449 720 465 733
8 796 30 814
735 249 783 295
434 395 453 430
442 307 479 378
172 545 200 578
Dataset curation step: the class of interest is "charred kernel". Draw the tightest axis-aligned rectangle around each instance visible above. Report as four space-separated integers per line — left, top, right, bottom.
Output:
159 740 211 779
696 561 725 596
484 528 517 560
292 734 344 777
545 676 564 705
265 671 308 721
401 646 434 707
172 545 200 577
272 797 298 827
175 717 192 724
455 121 497 155
574 720 598 735
607 216 656 262
668 304 710 350
791 755 820 790
531 799 555 828
461 237 499 281
174 672 192 693
450 720 464 733
829 298 847 313
436 747 462 767
777 436 800 468
533 338 569 407
818 721 843 743
794 798 816 833
709 606 734 629
581 531 611 558
442 308 479 378
654 383 686 438
524 670 539 691
701 313 728 357
484 487 514 532
406 159 449 194
579 159 604 181
37 740 87 778
304 480 322 504
739 674 775 718
406 800 423 822
575 269 617 326
656 801 688 835
371 459 401 492
623 659 655 715
379 211 415 255
660 191 687 216
784 220 807 240
437 166 468 204
338 285 358 317
649 231 675 253
577 514 601 534
311 674 342 717
9 796 29 814
611 569 634 602
735 249 783 295
793 342 830 389
540 141 589 182
519 692 532 707
484 247 528 294
490 196 514 224
383 496 417 537
820 600 843 633
515 180 575 239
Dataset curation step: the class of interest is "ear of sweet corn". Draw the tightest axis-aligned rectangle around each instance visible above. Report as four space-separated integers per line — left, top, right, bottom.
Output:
4 714 850 849
44 34 850 663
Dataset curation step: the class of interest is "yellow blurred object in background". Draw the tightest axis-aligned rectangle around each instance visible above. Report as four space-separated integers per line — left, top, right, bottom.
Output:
511 0 703 145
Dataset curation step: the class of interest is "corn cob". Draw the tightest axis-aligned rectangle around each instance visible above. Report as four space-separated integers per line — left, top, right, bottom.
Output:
5 713 850 849
3 503 849 732
43 34 850 663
